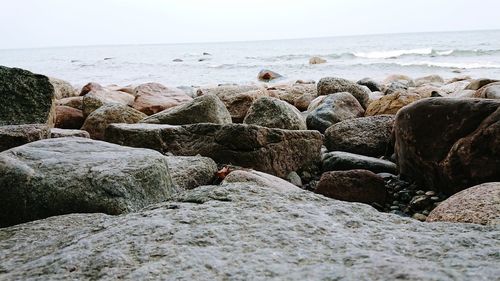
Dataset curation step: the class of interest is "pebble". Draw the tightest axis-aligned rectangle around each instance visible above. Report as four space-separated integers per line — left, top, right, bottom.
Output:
425 191 436 196
430 196 440 201
412 213 427 222
390 206 400 210
415 190 425 195
422 210 430 216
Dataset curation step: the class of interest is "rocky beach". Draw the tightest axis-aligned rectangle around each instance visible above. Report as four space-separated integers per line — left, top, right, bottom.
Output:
0 64 499 280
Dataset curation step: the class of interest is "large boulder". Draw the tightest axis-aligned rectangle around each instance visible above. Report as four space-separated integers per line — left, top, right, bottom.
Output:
105 123 323 178
166 156 217 190
55 105 85 129
395 98 500 194
322 151 397 174
474 82 500 99
324 115 394 157
141 94 232 125
0 66 56 127
427 182 499 226
81 83 135 117
132 82 193 115
243 96 306 130
49 77 77 99
82 104 146 140
317 77 370 108
365 92 421 116
306 93 364 133
0 124 50 152
0 138 177 227
0 184 498 280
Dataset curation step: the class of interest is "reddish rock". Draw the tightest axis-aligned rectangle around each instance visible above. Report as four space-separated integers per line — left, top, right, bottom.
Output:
132 82 193 115
81 82 135 117
55 106 85 129
56 96 83 110
258 69 282 81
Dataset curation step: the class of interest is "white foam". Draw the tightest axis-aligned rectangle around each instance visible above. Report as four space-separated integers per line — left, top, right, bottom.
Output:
353 48 433 59
398 61 500 69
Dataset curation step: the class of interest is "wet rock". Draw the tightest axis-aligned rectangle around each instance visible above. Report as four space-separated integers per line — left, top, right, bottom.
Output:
309 56 327 64
50 128 90 138
365 92 421 116
132 82 193 115
317 77 370 108
258 69 282 81
166 156 218 190
55 105 85 129
243 97 306 130
357 78 381 92
322 151 397 174
383 81 409 95
0 124 50 152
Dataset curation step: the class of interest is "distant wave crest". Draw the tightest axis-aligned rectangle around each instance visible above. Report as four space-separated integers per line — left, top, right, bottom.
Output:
352 48 500 59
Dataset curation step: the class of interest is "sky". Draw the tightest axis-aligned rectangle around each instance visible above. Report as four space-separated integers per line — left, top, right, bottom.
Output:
1 0 500 49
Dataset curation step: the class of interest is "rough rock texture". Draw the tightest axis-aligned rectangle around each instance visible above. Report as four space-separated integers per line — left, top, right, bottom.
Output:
383 81 410 95
427 182 500 226
105 123 323 178
132 82 193 115
365 93 421 116
474 82 500 99
0 66 56 127
1 184 498 280
322 151 398 174
223 169 300 192
267 83 317 106
55 105 85 129
324 115 394 157
82 83 135 117
0 124 50 152
306 93 365 133
357 78 381 92
49 77 77 99
395 98 500 194
0 138 176 227
82 104 146 140
195 85 262 98
50 128 90 138
465 78 499 90
243 97 306 130
166 156 218 190
317 77 370 108
258 69 282 81
141 94 232 125
56 96 83 110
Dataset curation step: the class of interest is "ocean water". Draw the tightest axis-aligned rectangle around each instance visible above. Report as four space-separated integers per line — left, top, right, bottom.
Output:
1 30 499 87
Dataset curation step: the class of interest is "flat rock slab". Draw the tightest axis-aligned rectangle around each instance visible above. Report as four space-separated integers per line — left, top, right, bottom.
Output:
0 184 498 280
0 124 50 151
105 123 323 178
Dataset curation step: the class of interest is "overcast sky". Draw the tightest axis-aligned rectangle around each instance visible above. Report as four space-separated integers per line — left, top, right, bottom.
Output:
1 0 500 49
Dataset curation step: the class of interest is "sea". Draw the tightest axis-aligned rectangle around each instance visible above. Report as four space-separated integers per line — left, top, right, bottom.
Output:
1 29 499 88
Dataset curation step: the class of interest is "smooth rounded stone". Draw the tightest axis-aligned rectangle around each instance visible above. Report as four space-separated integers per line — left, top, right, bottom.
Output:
258 69 282 81
365 92 421 116
0 138 177 227
317 77 370 108
414 75 445 87
322 151 397 174
309 56 327 64
382 74 414 86
447 75 472 83
412 213 427 222
141 94 232 125
286 171 303 187
49 77 77 99
394 98 500 195
267 83 317 105
56 96 83 110
222 169 301 193
166 156 217 190
105 123 323 178
0 66 56 127
55 105 85 129
324 115 394 157
196 84 262 97
383 80 410 95
427 182 500 226
306 93 364 133
243 97 306 130
425 191 436 196
445 89 476 99
81 83 135 117
50 128 90 138
132 82 193 115
465 78 499 90
172 58 183 62
294 93 316 111
440 80 469 93
315 169 387 204
474 82 500 99
411 85 446 98
82 104 146 140
357 78 381 92
0 124 50 152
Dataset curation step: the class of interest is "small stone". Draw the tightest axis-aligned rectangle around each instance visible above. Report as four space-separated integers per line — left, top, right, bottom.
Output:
425 191 436 196
390 206 400 210
422 210 430 216
412 213 427 222
392 201 399 205
430 196 440 201
416 190 425 195
410 195 432 210
287 172 303 187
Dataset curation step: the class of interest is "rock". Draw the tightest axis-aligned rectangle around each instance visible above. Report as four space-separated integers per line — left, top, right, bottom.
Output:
322 151 398 174
411 85 446 98
0 124 50 152
172 59 183 62
50 128 90 138
382 74 414 86
465 78 499 90
287 171 303 187
414 75 444 87
427 182 500 225
55 105 85 129
196 85 262 97
243 97 306 130
132 82 193 115
315 169 386 204
222 169 300 192
166 156 218 190
306 93 364 133
309 56 327 64
394 98 500 194
324 115 394 157
294 93 316 111
0 137 177 227
317 77 370 108
141 94 231 125
383 80 410 95
81 83 135 117
49 77 77 99
440 80 469 93
267 83 317 106
56 96 83 110
474 82 500 99
409 195 432 211
0 66 56 127
81 104 146 140
365 92 421 116
105 123 323 178
258 69 282 81
357 78 381 92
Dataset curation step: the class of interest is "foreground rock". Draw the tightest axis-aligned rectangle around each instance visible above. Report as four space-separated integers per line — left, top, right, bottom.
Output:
0 66 56 126
105 123 322 177
166 156 217 190
1 184 497 280
395 98 500 194
243 96 306 130
132 82 193 115
427 182 500 226
0 124 50 152
317 77 370 108
0 138 176 227
322 151 398 174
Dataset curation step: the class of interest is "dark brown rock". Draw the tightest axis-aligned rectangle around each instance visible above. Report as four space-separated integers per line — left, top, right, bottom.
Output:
258 69 282 81
55 106 85 129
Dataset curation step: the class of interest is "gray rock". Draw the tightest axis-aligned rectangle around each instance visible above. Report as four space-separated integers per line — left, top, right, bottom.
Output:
0 124 50 152
287 171 303 187
317 77 370 108
0 137 176 227
0 184 498 280
50 128 90 138
357 77 381 92
222 169 300 193
49 77 77 99
322 151 398 174
243 96 306 130
166 156 217 190
384 80 410 95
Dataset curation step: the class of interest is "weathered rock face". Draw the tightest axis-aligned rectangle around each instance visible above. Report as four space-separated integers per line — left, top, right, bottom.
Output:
132 82 193 115
427 182 500 226
81 104 146 140
1 184 498 280
0 66 56 127
0 124 50 152
324 115 394 157
81 83 135 117
49 77 77 99
258 69 282 81
212 89 271 123
317 77 370 108
309 56 327 64
105 123 323 178
55 105 85 129
141 94 232 125
0 138 176 227
306 93 365 133
50 128 90 138
222 169 300 193
395 98 500 194
357 78 381 92
365 92 421 116
322 151 397 174
166 156 217 190
474 82 500 99
243 97 306 130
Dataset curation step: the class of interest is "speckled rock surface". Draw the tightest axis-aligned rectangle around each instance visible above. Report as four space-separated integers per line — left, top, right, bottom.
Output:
166 156 217 190
0 124 50 152
243 96 306 130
